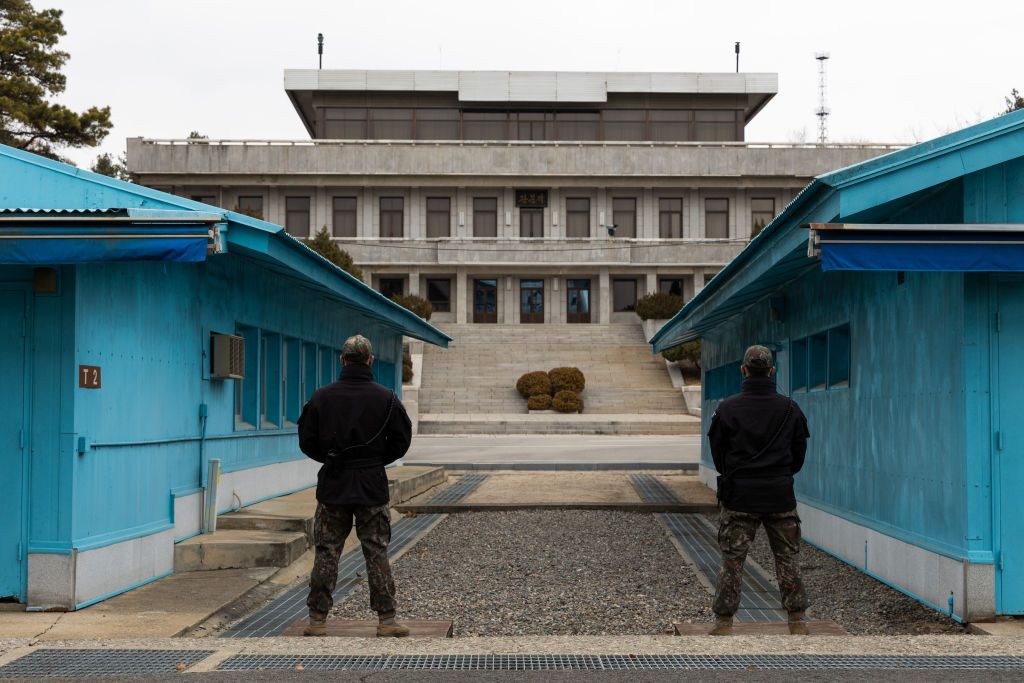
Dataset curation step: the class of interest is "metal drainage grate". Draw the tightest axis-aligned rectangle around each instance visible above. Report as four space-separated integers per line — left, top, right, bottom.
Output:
223 474 485 637
0 649 213 678
223 512 444 637
629 473 681 504
630 474 784 622
216 653 1024 672
426 473 488 504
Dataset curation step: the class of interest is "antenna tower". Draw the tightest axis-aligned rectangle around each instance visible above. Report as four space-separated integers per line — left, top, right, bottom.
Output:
815 52 830 143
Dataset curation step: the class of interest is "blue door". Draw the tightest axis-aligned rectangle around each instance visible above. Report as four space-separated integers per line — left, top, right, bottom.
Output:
996 282 1024 614
0 289 27 600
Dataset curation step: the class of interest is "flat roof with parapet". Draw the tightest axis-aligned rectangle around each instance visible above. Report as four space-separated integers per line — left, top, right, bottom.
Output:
284 69 778 134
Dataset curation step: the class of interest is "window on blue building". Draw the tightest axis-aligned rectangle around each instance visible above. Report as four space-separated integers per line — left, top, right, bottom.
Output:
828 324 851 387
303 342 318 402
235 326 260 429
791 338 808 392
283 338 301 426
261 333 282 428
319 346 335 386
809 332 828 390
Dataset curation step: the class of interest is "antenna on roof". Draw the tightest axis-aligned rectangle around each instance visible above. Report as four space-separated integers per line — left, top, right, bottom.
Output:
735 42 740 72
815 52 830 143
317 33 324 70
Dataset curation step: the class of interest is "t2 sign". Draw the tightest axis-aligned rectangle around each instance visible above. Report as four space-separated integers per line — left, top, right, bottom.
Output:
79 365 101 389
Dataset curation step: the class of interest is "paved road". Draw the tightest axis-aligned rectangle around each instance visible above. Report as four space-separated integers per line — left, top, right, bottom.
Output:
38 671 1022 682
403 434 701 468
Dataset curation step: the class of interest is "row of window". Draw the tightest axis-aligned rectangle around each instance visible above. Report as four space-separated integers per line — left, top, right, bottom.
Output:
791 325 850 392
702 324 851 402
233 326 343 430
377 274 692 315
199 194 777 241
316 107 742 142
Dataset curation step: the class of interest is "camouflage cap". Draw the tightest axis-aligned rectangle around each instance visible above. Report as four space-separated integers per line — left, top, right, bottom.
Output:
742 344 774 370
341 334 373 363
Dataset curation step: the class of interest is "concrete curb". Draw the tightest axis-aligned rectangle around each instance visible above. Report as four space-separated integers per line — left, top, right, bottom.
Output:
408 462 698 472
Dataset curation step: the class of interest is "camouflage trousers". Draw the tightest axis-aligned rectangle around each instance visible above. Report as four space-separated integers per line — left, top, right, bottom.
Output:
307 503 396 619
712 506 809 617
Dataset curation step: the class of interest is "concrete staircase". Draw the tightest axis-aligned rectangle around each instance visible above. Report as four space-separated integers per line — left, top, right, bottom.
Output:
418 323 698 435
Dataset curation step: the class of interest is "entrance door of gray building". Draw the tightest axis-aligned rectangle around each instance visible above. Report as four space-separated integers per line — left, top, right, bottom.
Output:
473 279 497 323
520 279 544 324
995 280 1024 614
0 287 28 602
566 279 591 323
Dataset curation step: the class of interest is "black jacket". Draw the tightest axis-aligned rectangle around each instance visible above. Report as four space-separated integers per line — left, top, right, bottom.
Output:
707 376 810 513
297 364 412 506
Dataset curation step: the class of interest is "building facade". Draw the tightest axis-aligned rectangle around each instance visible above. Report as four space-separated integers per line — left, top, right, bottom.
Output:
0 143 446 609
652 109 1024 621
127 69 900 324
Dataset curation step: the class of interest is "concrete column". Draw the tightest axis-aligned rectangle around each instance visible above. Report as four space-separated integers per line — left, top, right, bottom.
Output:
550 276 561 323
646 269 658 295
503 187 515 239
596 188 608 239
316 187 328 236
505 276 516 324
408 269 421 296
598 267 611 324
456 188 468 238
455 269 468 324
549 188 560 239
687 189 701 239
732 190 746 240
361 191 374 238
409 188 421 240
694 268 708 294
642 188 655 239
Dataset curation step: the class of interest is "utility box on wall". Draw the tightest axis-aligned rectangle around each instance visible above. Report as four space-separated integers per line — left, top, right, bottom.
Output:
210 332 245 379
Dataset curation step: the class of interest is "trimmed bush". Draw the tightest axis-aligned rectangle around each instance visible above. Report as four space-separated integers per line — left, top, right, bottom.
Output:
516 371 552 398
552 390 583 413
391 293 433 320
549 366 585 394
527 394 553 410
662 340 701 367
635 292 685 321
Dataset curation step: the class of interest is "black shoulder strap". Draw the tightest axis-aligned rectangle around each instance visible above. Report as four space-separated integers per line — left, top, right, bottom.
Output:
336 391 396 455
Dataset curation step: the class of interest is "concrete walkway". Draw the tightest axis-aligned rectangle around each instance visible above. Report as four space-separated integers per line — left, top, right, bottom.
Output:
405 434 700 468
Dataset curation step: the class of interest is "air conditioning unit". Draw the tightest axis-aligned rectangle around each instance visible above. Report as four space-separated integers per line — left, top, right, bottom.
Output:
210 332 245 379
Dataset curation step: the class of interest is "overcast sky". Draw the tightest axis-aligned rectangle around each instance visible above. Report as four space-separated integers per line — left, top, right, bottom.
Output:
47 0 1023 168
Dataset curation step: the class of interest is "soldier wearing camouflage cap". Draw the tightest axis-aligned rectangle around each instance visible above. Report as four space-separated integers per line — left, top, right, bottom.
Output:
298 334 413 637
706 344 811 636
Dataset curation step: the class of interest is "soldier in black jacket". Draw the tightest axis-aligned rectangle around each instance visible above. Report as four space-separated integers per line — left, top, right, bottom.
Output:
707 345 811 636
297 334 413 637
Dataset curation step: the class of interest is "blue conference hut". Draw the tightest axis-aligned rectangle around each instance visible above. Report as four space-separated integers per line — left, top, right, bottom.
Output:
0 144 449 610
653 109 1024 622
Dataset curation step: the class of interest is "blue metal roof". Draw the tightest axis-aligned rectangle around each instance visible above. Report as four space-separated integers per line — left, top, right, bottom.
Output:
651 108 1024 352
0 144 450 348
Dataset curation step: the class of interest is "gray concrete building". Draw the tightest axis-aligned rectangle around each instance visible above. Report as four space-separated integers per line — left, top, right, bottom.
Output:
127 69 899 325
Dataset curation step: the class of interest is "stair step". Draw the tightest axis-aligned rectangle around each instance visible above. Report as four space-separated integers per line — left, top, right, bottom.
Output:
174 529 309 571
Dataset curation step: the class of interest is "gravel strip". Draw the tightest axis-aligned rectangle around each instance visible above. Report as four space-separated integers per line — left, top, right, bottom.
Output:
331 510 713 635
703 512 968 635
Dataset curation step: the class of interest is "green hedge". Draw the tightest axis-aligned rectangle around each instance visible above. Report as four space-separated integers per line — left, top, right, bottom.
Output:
552 390 583 413
548 366 585 393
662 340 701 367
634 292 685 320
527 394 553 410
516 371 552 398
391 293 433 320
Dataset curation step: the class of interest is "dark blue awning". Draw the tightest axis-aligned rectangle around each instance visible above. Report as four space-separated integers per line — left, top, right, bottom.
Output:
0 210 219 264
811 224 1024 272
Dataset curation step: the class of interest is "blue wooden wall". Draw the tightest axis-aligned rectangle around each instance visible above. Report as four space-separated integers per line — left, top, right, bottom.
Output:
20 254 405 553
